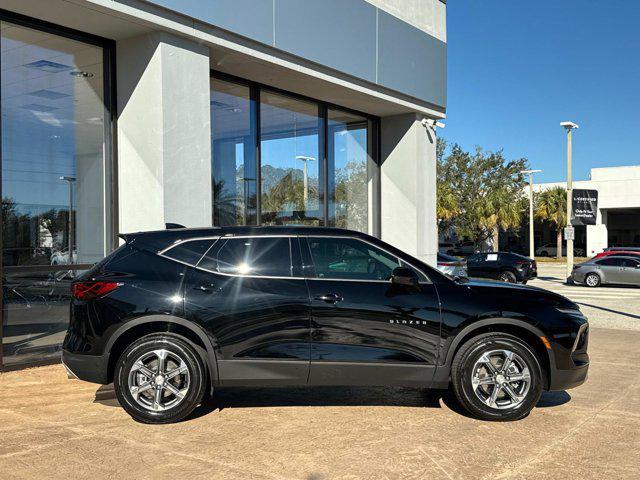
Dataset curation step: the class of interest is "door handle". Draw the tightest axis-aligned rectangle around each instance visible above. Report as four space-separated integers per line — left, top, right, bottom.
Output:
314 293 343 304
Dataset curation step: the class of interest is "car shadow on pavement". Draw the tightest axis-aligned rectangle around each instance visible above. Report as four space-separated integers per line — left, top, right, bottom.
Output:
576 302 640 319
93 386 571 421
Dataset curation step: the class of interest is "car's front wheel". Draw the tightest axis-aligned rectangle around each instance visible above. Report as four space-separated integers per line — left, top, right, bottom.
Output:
114 333 207 424
451 333 543 421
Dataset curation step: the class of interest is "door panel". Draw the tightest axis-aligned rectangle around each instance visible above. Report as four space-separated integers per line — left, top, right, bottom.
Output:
302 236 441 387
183 236 311 386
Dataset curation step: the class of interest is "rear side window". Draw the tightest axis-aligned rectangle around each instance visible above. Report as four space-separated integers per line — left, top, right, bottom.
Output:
162 239 216 266
198 237 292 277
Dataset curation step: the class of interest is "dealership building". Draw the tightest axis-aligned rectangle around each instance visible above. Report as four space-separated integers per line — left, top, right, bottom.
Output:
0 1 447 369
531 166 640 256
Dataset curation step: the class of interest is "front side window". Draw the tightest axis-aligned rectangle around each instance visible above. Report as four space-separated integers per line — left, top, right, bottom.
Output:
598 258 623 267
201 237 292 277
305 237 424 281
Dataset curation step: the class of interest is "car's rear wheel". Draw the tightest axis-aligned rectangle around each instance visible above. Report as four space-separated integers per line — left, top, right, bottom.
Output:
498 271 517 283
114 333 207 424
585 272 601 287
451 333 543 421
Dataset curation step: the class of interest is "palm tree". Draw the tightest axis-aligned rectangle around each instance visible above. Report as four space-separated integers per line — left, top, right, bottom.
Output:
480 188 525 252
535 186 567 259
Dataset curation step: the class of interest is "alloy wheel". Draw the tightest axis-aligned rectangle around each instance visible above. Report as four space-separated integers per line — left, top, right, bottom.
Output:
128 349 190 412
470 349 531 410
585 274 600 287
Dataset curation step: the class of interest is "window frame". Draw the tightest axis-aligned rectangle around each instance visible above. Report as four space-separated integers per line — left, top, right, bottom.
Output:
159 235 303 280
210 70 381 237
301 235 431 284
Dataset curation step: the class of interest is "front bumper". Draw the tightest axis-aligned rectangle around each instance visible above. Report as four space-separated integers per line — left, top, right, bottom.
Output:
61 350 109 385
549 361 589 390
548 323 589 391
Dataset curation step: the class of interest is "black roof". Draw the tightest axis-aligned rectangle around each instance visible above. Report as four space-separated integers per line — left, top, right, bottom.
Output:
120 226 373 252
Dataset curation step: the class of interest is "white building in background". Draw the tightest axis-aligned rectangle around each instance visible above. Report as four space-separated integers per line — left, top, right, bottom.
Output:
536 165 640 256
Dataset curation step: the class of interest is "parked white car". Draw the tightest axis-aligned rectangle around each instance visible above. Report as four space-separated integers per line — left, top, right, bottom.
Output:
535 243 585 257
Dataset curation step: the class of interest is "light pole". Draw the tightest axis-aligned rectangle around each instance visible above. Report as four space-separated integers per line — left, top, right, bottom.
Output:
60 176 76 264
295 156 315 204
561 121 579 279
521 169 542 259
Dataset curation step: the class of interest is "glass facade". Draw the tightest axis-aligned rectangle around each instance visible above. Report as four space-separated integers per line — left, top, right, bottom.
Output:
210 78 257 226
260 91 322 226
210 74 378 232
0 17 113 368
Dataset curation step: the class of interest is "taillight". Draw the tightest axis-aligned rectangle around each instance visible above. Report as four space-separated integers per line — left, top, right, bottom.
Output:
439 262 455 267
72 281 122 301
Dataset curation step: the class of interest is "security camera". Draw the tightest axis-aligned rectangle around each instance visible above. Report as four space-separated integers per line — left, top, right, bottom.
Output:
422 118 445 129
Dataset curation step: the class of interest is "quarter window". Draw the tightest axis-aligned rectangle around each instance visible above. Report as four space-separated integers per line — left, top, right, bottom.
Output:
200 237 292 277
163 239 216 266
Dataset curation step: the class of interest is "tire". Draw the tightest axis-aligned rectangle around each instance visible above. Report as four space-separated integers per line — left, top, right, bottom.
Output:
114 333 207 424
498 270 517 283
451 333 543 421
584 272 601 288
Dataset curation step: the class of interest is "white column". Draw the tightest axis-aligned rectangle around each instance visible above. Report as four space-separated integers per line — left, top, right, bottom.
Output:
380 113 437 266
116 31 212 234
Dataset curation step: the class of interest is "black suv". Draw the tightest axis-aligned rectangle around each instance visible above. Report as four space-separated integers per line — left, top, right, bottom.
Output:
62 227 588 424
466 252 537 284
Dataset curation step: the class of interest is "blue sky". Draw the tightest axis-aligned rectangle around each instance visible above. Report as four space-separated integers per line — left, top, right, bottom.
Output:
443 1 640 183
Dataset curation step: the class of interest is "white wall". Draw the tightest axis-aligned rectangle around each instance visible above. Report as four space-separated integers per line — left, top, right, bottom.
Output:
117 31 212 234
380 113 437 266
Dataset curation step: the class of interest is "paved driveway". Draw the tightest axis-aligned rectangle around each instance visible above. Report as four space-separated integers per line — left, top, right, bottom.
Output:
1 327 639 480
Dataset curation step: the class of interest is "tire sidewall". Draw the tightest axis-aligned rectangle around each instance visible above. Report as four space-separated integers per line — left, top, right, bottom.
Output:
114 334 206 424
453 335 543 421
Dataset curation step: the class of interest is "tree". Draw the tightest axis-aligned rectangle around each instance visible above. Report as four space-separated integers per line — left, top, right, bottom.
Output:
535 186 567 259
437 141 528 250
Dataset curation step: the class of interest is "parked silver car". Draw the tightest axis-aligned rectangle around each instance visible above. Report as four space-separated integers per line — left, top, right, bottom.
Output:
572 255 640 287
437 252 467 278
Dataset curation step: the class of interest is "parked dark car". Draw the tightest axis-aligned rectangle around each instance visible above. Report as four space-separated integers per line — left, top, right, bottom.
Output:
466 252 537 284
572 256 640 287
63 227 587 424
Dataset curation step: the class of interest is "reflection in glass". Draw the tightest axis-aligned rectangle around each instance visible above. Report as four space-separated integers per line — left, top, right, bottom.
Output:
328 109 371 233
211 79 257 225
1 21 107 266
260 91 322 225
2 268 83 366
1 20 108 367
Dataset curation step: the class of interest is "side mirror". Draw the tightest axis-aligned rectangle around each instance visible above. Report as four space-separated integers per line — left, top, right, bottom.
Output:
391 267 419 288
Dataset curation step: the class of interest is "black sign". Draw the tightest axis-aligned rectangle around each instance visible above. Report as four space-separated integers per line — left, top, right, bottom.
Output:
572 189 598 226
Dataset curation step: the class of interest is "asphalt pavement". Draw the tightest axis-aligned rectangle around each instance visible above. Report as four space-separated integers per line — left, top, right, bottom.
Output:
529 263 640 330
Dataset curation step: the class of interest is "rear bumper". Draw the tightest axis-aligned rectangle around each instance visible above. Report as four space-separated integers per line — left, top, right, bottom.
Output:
61 350 109 385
